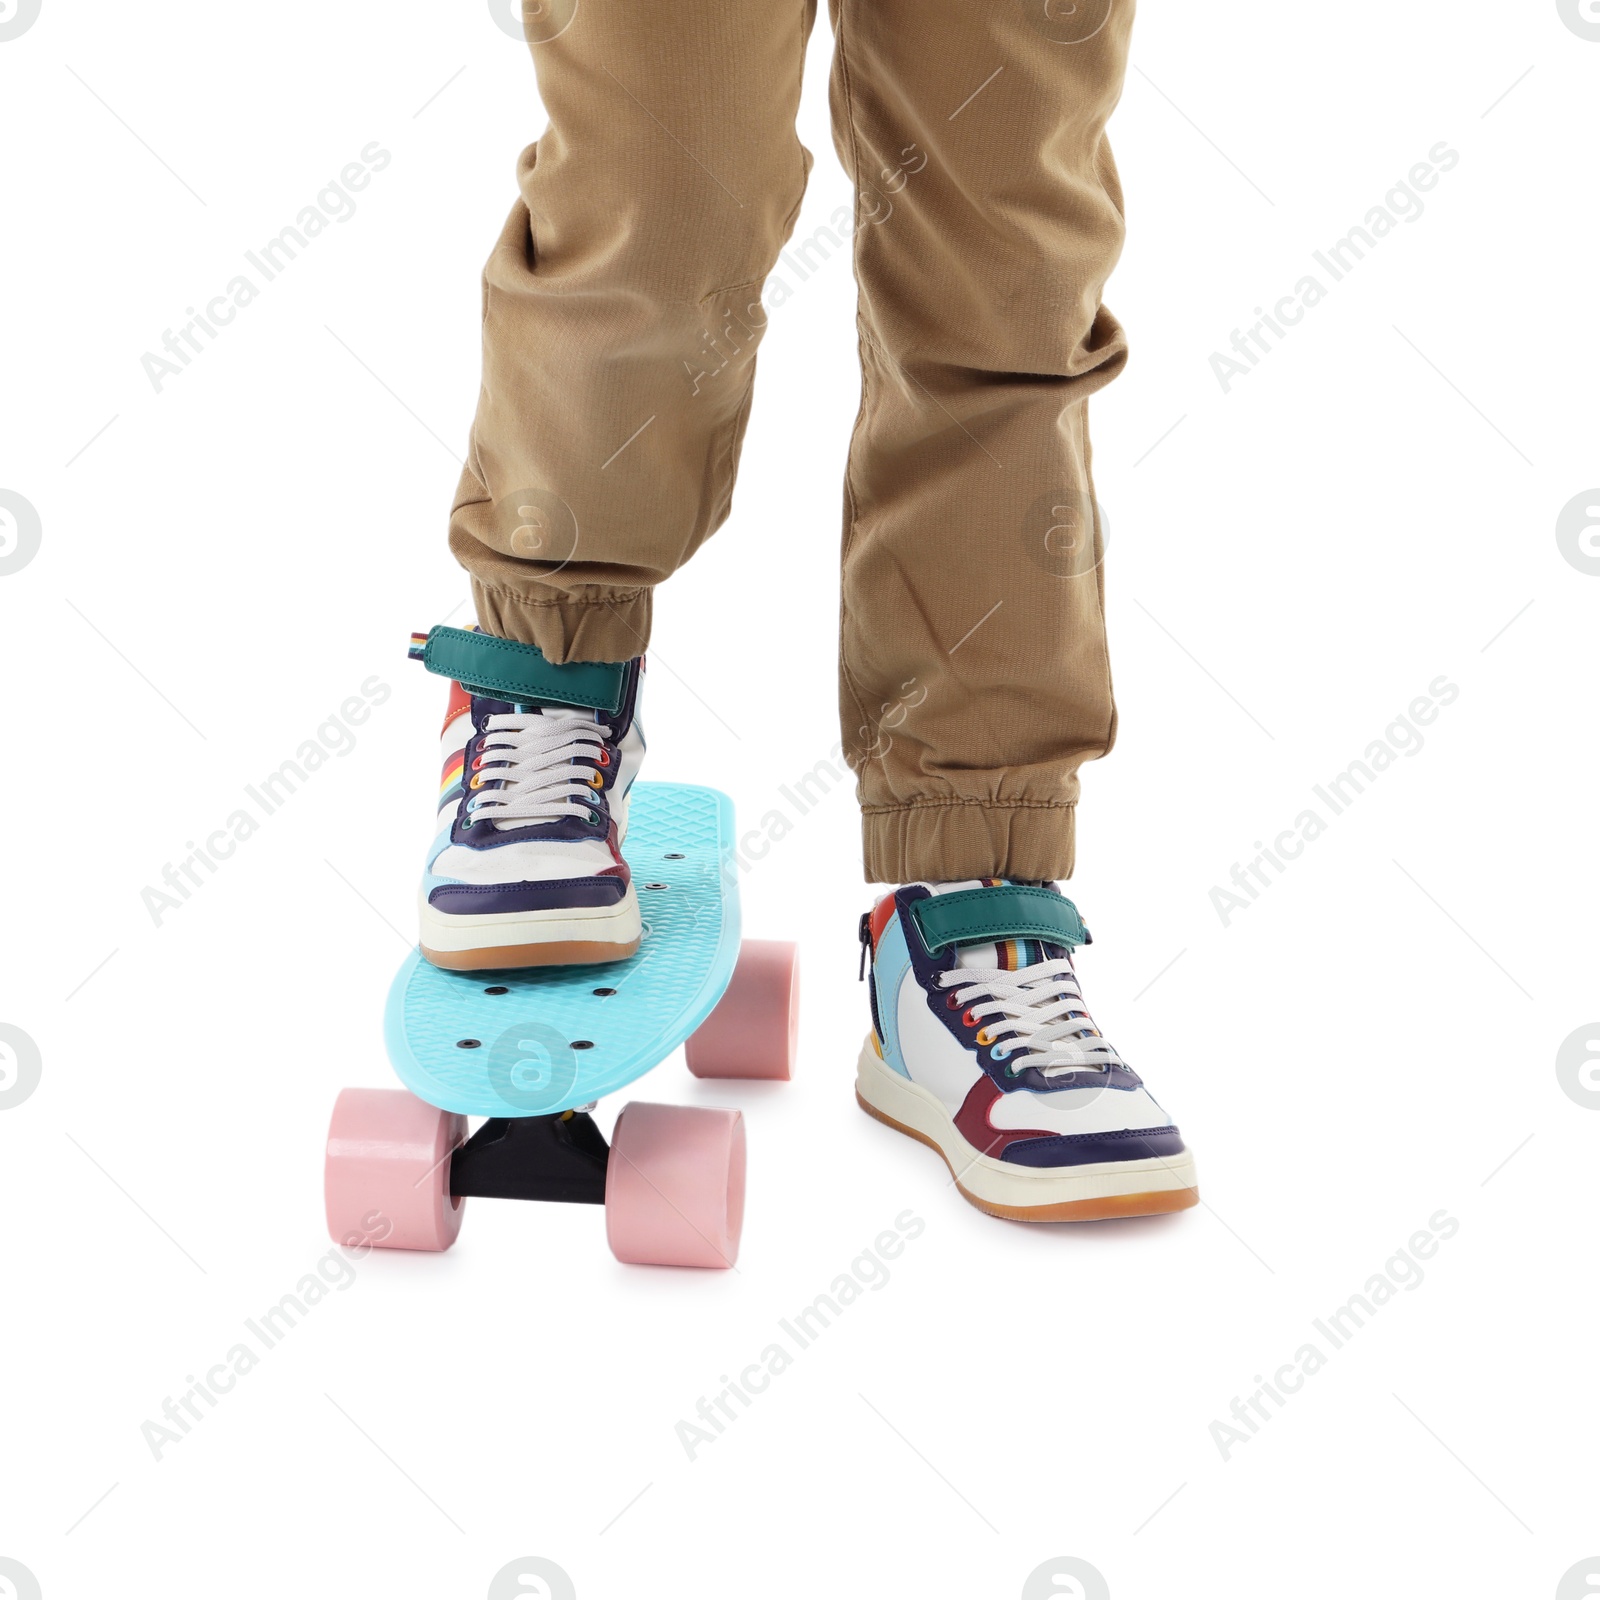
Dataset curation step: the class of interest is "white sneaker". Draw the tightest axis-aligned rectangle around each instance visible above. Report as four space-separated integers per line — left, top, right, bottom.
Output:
856 880 1198 1221
409 627 646 970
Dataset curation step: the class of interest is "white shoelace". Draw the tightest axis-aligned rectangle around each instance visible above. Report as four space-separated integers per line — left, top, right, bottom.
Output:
465 710 612 830
937 957 1127 1078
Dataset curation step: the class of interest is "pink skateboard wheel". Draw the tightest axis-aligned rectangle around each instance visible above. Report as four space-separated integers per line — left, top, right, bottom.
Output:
685 938 799 1080
325 1088 467 1252
605 1102 746 1268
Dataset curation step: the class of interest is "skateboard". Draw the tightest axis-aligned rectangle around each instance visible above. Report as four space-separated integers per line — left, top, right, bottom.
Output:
323 783 798 1269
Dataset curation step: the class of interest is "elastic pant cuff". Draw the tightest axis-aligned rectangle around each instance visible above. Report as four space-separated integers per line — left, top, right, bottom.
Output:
861 800 1077 886
471 581 651 665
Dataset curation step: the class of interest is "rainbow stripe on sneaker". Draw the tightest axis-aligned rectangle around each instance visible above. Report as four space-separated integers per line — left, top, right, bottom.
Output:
439 750 466 806
996 939 1037 971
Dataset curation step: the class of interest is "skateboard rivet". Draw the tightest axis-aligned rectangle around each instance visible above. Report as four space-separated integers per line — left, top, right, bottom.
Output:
571 1040 595 1050
483 986 509 995
644 881 669 890
593 987 617 996
456 1038 482 1049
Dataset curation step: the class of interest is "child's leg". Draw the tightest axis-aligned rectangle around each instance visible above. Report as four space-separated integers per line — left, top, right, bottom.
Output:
450 0 820 662
836 6 1194 1221
828 0 1134 884
420 2 820 971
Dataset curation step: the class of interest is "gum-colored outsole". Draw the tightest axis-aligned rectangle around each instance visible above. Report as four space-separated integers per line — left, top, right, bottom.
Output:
420 936 641 972
855 1091 1200 1223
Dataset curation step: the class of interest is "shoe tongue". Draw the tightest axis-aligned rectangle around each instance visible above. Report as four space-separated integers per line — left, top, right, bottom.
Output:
509 701 584 719
922 880 1065 971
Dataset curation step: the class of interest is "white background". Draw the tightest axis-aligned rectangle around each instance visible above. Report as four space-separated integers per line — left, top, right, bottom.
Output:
1 2 1597 1597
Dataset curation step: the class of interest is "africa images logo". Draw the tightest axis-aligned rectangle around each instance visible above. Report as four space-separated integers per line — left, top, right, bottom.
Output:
0 0 42 42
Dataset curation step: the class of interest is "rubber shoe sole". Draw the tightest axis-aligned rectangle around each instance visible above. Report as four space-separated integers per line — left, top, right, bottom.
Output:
855 1037 1198 1222
419 888 641 971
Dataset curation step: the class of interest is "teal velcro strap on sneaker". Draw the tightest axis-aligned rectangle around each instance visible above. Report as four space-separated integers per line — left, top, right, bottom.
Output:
410 625 627 714
908 886 1088 955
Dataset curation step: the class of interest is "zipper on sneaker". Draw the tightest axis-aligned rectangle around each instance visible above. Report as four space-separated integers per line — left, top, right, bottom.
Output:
857 911 872 980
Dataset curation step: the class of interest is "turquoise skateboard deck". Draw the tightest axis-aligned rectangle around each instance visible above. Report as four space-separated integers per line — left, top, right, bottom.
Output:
384 782 740 1118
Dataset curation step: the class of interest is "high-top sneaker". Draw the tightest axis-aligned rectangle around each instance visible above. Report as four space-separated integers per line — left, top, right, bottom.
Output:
409 626 645 970
856 880 1198 1221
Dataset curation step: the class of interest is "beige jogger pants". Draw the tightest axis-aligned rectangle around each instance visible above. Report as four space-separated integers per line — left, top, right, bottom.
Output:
449 0 1134 883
